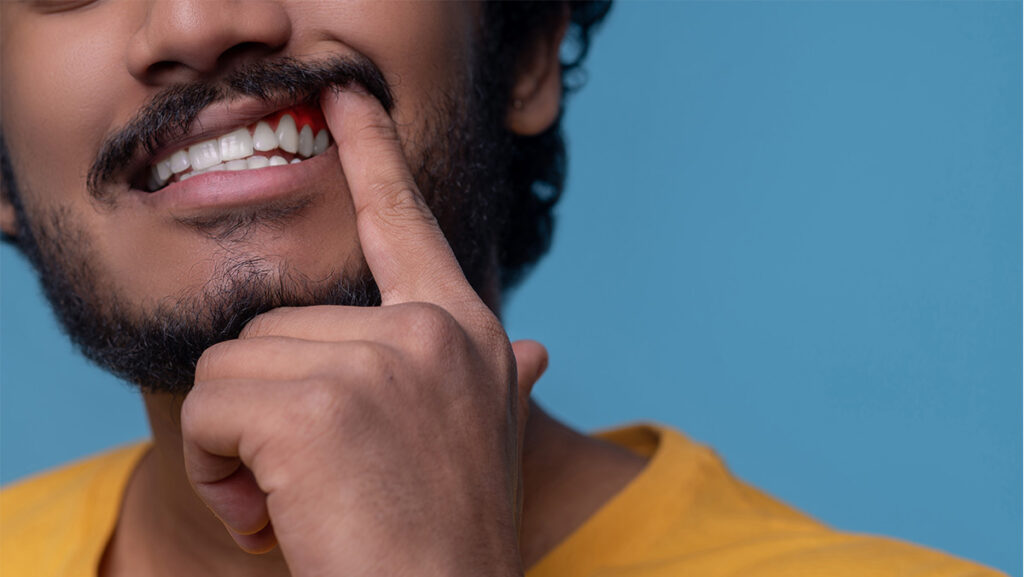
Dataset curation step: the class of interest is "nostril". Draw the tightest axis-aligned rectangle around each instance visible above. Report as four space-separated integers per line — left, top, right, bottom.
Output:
216 42 281 71
126 1 292 83
140 41 279 86
145 61 180 81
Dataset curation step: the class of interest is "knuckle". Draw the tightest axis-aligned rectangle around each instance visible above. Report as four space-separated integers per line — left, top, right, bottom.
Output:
297 350 385 429
402 302 462 351
194 341 234 381
179 385 213 439
294 375 344 422
239 311 280 339
355 115 399 144
366 180 431 227
467 305 505 341
299 376 377 440
344 341 392 382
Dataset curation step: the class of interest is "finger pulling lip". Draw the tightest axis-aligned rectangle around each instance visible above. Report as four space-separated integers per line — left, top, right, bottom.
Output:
137 144 339 218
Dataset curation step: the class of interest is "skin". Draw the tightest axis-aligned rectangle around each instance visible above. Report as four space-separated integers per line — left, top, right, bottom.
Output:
1 2 649 576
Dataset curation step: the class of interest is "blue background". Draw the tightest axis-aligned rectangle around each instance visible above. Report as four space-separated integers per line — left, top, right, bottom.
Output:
1 2 1019 574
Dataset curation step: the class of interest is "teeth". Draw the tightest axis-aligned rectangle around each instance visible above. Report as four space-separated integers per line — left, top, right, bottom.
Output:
156 159 173 181
219 128 254 162
252 121 277 152
169 150 190 174
276 114 299 154
188 140 220 171
149 161 171 190
247 156 270 169
149 109 334 191
298 125 314 158
313 129 329 155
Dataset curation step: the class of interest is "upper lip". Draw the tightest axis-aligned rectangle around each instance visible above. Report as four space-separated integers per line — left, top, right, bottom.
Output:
124 95 316 190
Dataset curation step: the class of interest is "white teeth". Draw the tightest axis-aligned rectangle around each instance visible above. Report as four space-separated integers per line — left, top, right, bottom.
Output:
276 114 299 154
169 150 190 174
156 159 173 181
149 163 170 189
246 156 270 169
219 128 254 162
313 129 329 155
149 111 334 190
252 121 277 152
188 140 220 171
298 125 314 158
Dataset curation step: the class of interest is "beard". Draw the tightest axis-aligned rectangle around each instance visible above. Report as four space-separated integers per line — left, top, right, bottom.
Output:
1 57 514 395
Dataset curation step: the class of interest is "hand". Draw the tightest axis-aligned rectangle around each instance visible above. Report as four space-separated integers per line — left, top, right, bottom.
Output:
179 88 549 577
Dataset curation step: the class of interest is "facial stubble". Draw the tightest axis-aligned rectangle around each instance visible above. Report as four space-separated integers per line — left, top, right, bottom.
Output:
2 58 513 395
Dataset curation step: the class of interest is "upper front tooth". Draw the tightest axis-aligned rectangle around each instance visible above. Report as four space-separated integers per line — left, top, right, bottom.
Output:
169 150 190 174
276 114 298 154
252 121 278 152
219 128 254 162
313 129 329 155
189 139 221 171
298 125 314 158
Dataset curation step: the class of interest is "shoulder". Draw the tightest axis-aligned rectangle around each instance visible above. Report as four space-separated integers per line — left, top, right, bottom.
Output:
598 531 1007 577
1 443 149 577
538 424 1006 577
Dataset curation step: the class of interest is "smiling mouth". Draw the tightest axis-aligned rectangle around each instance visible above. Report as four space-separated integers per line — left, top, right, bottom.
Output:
144 103 333 192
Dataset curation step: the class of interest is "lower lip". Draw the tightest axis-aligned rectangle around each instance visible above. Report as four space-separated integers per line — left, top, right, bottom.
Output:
137 147 338 216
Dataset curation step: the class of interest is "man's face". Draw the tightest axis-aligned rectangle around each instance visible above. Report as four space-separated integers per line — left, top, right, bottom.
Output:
0 1 518 392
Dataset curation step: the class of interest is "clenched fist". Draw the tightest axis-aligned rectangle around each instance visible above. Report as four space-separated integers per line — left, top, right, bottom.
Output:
179 88 548 577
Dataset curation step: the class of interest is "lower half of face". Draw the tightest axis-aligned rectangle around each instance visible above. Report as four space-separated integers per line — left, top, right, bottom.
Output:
3 62 510 395
0 2 517 391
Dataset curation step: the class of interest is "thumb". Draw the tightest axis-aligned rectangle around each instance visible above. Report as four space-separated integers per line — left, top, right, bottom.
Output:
510 339 547 530
511 339 548 401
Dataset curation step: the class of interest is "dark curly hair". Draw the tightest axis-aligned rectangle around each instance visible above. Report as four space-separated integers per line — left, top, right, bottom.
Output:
480 1 612 291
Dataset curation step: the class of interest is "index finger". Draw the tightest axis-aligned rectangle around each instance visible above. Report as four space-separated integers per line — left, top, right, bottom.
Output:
322 88 476 309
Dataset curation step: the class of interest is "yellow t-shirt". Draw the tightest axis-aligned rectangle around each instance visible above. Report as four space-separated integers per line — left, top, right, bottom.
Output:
0 425 1004 577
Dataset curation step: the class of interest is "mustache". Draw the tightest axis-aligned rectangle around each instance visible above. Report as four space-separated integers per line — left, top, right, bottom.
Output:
87 54 394 201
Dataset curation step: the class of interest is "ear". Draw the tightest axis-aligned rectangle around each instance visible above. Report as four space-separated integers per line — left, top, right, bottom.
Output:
0 201 17 240
0 165 18 240
505 8 570 136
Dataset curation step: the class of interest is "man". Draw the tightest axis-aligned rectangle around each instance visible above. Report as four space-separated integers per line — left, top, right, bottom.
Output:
0 2 1006 576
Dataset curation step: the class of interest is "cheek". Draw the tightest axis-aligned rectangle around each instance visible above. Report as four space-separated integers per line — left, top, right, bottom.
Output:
0 7 179 303
1 6 152 266
2 11 134 201
297 1 476 130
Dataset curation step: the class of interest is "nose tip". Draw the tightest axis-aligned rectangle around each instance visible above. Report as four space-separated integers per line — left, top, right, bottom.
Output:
127 0 292 84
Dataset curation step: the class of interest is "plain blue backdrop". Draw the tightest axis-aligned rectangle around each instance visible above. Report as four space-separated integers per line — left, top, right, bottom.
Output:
1 2 1019 575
